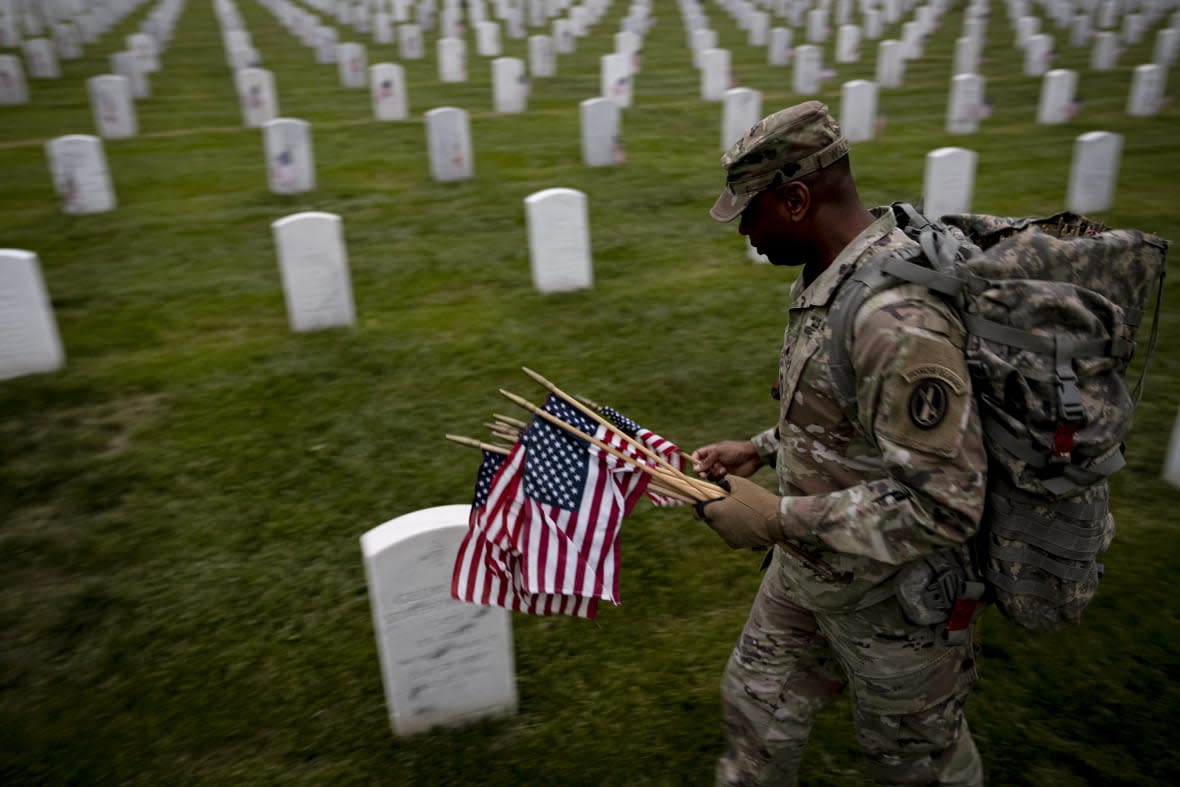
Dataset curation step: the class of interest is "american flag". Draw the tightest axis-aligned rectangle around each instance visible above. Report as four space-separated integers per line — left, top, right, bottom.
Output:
598 405 685 507
452 449 598 616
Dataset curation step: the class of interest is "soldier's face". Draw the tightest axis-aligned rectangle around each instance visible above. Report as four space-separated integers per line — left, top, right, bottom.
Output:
738 188 805 267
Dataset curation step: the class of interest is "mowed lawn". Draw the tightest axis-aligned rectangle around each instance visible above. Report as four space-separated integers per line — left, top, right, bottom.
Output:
2 1 1179 784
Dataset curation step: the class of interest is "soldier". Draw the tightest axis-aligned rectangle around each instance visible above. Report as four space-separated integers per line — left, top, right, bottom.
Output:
691 101 989 786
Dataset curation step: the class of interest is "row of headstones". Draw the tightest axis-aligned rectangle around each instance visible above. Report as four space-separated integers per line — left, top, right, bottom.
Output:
0 183 593 382
0 0 150 49
0 0 176 106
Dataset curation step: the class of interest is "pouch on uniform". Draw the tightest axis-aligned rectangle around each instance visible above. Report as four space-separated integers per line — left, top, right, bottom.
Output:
827 204 1168 632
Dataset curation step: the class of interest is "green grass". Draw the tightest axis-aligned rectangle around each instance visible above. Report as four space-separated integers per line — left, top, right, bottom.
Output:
2 2 1179 785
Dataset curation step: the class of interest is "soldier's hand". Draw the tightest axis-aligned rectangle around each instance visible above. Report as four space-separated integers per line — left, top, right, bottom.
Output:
693 476 784 549
691 440 763 481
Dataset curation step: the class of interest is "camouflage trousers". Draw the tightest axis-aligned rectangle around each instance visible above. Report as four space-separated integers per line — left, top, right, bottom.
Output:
716 552 982 787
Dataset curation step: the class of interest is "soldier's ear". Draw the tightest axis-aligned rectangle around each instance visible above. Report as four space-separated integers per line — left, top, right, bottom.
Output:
778 180 810 222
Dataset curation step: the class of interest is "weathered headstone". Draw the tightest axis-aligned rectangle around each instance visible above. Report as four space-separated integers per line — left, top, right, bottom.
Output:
45 134 116 214
793 44 821 95
371 62 408 121
836 23 860 63
361 505 518 737
768 27 792 66
1126 63 1165 117
111 50 149 98
492 57 527 114
337 42 367 87
877 39 904 88
399 23 424 59
426 106 474 182
438 37 467 82
947 73 987 134
580 96 623 167
263 118 315 194
1037 68 1078 124
0 54 28 105
272 212 356 332
600 52 632 108
1090 30 1117 71
87 75 137 139
840 79 878 142
0 249 65 381
525 188 593 293
528 34 555 77
23 38 60 79
923 147 977 219
699 48 729 101
722 87 761 150
236 68 278 128
1066 130 1121 213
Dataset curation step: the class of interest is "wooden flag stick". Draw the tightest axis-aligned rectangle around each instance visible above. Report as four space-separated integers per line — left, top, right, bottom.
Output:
492 413 529 430
521 367 719 498
499 389 707 501
484 422 520 440
444 434 512 455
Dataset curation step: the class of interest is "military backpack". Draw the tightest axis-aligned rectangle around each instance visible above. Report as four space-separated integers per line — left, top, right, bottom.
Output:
827 203 1168 631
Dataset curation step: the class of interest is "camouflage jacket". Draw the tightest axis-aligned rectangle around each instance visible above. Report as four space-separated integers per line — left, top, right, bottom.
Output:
750 208 988 612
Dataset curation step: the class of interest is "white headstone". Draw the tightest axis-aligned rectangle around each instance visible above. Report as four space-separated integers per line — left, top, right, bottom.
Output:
398 24 424 59
337 42 367 87
1090 30 1118 71
1016 15 1040 48
947 73 987 134
553 19 574 53
374 12 394 43
954 35 980 75
127 32 159 72
1122 13 1143 45
901 21 924 59
836 24 860 63
722 87 762 150
492 57 527 113
865 8 883 39
528 34 555 77
615 30 641 73
806 8 827 42
426 106 474 182
0 250 65 381
877 39 905 88
1154 27 1179 66
526 188 593 294
580 96 623 167
923 147 977 219
1164 408 1180 488
600 52 632 108
1066 131 1121 213
23 38 60 78
768 27 792 65
476 21 501 56
111 51 149 98
692 27 717 68
793 44 821 95
316 26 339 64
45 134 116 214
272 212 355 332
840 79 878 142
361 505 518 737
264 118 315 194
1037 68 1078 124
87 75 136 139
0 54 28 104
1024 33 1053 76
371 62 408 121
237 68 278 128
438 37 467 82
747 11 768 45
53 21 81 60
1126 63 1166 116
1071 14 1091 48
700 48 729 101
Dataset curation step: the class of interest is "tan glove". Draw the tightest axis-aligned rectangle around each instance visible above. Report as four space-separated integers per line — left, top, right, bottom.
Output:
693 475 784 549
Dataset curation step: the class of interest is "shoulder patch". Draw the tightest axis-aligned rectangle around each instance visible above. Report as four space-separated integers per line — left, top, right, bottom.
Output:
875 336 972 458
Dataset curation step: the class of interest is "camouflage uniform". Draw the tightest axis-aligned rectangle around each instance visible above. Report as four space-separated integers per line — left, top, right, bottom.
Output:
709 104 988 786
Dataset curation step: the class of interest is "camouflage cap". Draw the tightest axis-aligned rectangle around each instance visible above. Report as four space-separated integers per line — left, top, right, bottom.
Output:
710 101 850 222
